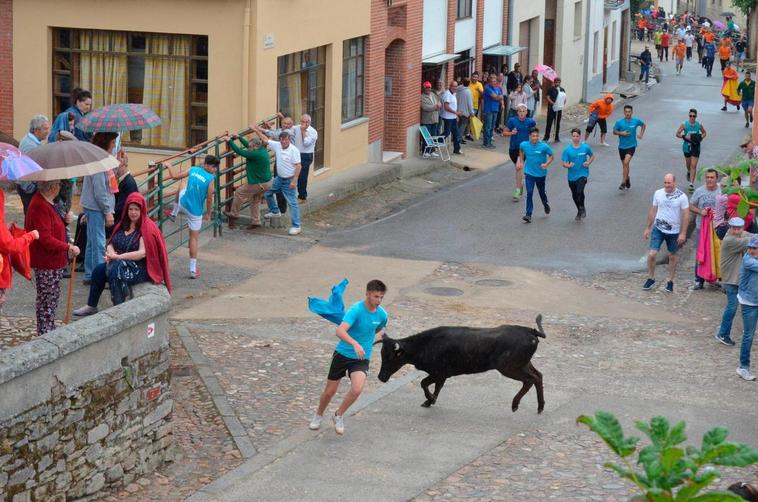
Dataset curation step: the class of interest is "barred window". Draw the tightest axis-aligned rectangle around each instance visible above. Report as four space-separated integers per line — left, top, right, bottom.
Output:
52 28 208 149
342 37 366 123
457 0 472 19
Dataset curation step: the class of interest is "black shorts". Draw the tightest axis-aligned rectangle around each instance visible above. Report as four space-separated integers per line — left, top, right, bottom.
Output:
586 118 607 134
509 149 520 164
684 143 701 158
327 351 369 380
618 147 636 161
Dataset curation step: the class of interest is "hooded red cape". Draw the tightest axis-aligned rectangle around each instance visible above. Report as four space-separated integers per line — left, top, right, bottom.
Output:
110 192 172 293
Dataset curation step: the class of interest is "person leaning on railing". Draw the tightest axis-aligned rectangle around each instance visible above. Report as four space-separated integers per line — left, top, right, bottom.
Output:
222 132 273 230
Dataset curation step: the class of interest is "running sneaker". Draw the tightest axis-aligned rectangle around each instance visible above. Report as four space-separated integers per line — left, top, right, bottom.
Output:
544 203 551 215
309 414 323 430
333 414 345 435
721 106 728 111
688 183 695 193
625 178 631 189
575 211 582 221
190 269 200 279
715 334 736 346
579 208 586 219
665 281 674 293
746 122 750 128
512 188 521 201
288 227 302 236
601 142 610 147
522 215 532 224
736 367 756 381
642 278 656 290
263 212 282 219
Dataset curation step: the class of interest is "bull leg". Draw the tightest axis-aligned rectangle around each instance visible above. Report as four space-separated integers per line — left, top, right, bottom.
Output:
528 363 545 414
420 375 436 407
498 366 535 413
430 378 446 405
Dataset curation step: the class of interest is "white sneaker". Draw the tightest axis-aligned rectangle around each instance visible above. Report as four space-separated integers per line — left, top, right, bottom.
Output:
737 367 756 381
263 212 281 219
308 414 322 430
288 227 302 236
601 142 610 147
333 414 345 435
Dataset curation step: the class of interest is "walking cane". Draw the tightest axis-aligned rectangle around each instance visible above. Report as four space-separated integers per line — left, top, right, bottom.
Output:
64 217 83 324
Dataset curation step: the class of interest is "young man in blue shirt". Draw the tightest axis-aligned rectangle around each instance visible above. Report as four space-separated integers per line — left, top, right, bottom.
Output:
503 104 536 201
518 127 554 223
310 280 388 435
166 155 219 278
613 105 646 191
561 128 595 220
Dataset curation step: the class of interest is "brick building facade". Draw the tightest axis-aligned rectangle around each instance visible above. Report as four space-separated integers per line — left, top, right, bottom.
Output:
0 0 13 134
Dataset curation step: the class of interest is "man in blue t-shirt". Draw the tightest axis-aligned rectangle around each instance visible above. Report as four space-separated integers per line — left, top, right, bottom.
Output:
310 280 388 435
482 74 504 148
518 127 554 223
561 128 595 220
166 155 219 279
613 105 646 191
503 104 536 201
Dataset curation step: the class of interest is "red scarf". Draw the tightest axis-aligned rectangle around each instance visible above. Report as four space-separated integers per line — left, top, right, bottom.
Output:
110 192 172 293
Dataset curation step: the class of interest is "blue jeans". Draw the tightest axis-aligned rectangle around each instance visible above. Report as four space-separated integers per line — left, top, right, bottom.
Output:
740 303 758 368
525 174 548 217
483 111 497 146
640 63 650 82
442 118 460 153
264 176 300 228
83 209 106 281
298 152 314 200
718 284 739 339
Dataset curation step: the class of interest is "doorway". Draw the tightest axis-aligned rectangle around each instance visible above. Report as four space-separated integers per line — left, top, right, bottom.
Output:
277 46 326 167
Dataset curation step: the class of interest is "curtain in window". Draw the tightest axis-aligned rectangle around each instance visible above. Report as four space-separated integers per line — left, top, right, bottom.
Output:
79 31 128 107
342 58 357 121
142 34 191 148
279 73 304 121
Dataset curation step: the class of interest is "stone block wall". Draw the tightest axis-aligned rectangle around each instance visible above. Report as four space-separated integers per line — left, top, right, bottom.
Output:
0 284 172 501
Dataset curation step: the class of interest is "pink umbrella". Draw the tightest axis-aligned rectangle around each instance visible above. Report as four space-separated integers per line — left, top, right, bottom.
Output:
713 20 726 30
0 143 43 181
534 64 558 81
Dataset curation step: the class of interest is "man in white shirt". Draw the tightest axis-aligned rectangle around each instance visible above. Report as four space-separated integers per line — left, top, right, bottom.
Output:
643 173 690 293
253 127 303 235
683 31 695 60
265 113 318 200
439 80 462 155
17 114 49 213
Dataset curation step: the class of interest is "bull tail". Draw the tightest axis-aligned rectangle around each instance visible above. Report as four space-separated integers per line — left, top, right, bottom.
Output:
534 314 546 338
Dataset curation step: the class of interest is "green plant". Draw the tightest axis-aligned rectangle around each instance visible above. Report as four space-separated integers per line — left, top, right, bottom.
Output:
697 158 758 218
732 0 757 17
577 411 758 501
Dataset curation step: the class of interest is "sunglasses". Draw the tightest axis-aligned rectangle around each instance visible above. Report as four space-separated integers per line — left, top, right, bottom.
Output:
689 114 697 117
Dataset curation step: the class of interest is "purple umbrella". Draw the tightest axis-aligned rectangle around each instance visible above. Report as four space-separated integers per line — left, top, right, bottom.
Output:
713 20 726 30
0 143 43 181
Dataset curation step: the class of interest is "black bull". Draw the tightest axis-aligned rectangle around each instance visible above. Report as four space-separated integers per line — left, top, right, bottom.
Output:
375 315 546 413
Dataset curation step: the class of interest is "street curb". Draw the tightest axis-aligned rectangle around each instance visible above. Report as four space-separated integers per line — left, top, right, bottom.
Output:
174 323 257 459
186 369 423 501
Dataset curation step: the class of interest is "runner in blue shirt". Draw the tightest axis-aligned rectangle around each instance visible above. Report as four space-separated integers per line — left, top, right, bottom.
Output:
503 104 537 201
165 155 219 279
561 128 595 220
613 105 646 191
518 127 554 223
309 280 388 435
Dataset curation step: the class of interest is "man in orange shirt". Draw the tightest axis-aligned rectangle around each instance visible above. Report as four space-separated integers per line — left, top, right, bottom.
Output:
719 38 733 72
585 94 614 145
703 30 715 44
673 39 686 75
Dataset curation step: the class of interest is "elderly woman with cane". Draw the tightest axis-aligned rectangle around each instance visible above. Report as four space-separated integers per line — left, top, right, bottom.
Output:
25 180 79 334
74 192 171 316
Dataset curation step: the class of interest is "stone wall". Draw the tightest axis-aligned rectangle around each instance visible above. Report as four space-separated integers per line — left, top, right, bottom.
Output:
0 284 172 501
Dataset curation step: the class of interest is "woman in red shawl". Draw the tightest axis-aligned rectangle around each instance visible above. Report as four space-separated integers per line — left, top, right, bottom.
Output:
73 192 171 316
0 189 39 313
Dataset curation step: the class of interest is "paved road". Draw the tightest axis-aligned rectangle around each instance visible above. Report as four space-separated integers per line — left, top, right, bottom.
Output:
323 55 747 275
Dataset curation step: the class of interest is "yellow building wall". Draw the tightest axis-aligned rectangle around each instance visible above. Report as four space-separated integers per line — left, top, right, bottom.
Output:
13 0 371 177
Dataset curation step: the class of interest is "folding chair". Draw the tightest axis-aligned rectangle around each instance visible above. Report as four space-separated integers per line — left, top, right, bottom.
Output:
419 125 450 161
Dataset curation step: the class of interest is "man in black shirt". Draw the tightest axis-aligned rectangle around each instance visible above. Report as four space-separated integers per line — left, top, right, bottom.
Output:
506 63 523 123
736 37 747 72
639 46 653 84
543 79 566 143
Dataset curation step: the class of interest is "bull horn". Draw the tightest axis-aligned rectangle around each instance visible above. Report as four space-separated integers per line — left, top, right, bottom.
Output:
394 342 400 351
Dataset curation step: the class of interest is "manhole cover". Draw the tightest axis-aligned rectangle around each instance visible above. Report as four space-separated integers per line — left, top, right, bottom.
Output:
474 279 513 287
424 287 464 297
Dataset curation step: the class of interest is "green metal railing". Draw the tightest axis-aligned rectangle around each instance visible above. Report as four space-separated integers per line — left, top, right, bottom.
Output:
135 117 277 253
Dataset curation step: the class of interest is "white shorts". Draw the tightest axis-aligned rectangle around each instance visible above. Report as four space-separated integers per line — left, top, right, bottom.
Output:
176 189 203 231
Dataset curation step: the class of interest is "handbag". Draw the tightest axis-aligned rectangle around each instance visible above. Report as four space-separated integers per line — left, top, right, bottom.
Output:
107 260 140 305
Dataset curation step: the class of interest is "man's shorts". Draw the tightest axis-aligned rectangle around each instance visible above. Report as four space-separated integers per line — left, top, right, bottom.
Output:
176 189 203 231
676 57 684 65
618 147 636 161
738 51 746 61
586 118 607 134
743 99 754 110
327 351 369 380
650 226 680 254
509 149 520 164
683 142 701 158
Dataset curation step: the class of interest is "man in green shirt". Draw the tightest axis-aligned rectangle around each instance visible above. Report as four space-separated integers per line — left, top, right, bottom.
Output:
223 133 273 229
738 71 755 129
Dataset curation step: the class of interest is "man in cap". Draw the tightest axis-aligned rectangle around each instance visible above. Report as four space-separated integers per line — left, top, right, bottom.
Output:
643 173 689 293
223 133 273 229
716 217 753 346
736 235 758 381
420 81 442 138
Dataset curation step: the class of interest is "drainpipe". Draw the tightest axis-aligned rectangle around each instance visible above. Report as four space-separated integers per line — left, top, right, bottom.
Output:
582 1 592 102
242 0 252 127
